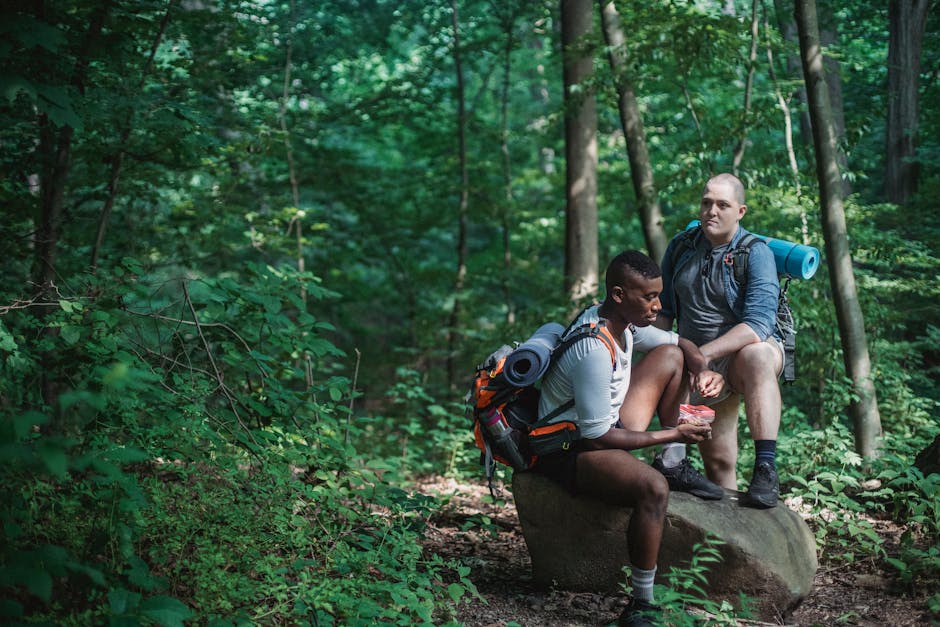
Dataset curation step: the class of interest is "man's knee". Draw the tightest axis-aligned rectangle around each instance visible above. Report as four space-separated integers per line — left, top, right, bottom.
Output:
634 471 669 514
729 342 781 388
654 342 683 365
703 452 736 478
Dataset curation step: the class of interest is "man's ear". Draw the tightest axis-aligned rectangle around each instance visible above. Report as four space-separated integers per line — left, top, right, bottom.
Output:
610 285 624 303
738 203 747 219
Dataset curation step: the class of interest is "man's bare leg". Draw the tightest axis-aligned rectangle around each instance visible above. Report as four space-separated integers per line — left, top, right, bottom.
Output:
575 449 668 569
617 344 685 431
728 339 783 507
697 394 741 489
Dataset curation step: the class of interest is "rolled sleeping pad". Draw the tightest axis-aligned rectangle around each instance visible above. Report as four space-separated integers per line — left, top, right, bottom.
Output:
685 220 819 279
503 322 566 387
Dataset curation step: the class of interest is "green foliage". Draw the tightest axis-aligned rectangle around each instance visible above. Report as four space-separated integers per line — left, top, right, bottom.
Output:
0 0 938 622
622 535 753 625
0 256 478 623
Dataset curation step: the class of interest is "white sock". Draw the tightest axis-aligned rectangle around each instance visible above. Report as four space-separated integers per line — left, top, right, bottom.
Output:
660 442 686 468
631 565 657 602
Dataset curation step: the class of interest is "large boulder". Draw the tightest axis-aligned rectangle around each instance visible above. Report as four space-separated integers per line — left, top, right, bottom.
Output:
512 471 817 621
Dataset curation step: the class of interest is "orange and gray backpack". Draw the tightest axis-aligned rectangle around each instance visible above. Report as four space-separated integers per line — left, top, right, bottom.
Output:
466 311 618 495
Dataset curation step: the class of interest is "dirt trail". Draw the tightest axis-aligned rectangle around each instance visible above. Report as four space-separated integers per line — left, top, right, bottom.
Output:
416 476 935 626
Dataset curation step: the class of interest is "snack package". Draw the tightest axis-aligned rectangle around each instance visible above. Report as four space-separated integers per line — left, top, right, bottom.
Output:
678 404 715 425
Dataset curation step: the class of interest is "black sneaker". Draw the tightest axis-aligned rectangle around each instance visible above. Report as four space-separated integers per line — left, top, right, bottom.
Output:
741 460 779 509
617 598 660 627
652 456 723 500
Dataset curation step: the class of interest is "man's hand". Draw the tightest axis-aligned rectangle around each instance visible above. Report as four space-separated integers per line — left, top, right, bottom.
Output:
676 421 712 443
691 368 725 398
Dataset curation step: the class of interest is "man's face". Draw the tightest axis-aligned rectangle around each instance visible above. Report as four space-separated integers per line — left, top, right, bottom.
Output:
614 273 663 327
699 181 746 245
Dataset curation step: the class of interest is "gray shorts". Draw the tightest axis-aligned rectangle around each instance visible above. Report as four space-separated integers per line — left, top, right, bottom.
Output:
689 336 785 407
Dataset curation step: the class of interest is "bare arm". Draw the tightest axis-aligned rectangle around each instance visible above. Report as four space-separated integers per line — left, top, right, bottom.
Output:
656 315 725 399
678 336 725 399
699 322 761 363
578 421 711 451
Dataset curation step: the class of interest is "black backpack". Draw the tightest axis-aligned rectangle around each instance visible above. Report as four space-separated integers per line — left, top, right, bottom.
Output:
669 227 797 383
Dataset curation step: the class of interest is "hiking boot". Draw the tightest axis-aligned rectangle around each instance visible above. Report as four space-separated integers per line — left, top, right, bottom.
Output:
741 460 779 509
617 598 660 627
652 456 723 500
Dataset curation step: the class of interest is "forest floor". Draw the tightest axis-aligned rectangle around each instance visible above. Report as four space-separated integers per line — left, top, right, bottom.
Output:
415 476 937 627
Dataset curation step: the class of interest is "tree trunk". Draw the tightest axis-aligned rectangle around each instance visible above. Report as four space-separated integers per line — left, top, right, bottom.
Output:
763 7 808 242
885 0 929 205
277 0 308 311
763 8 802 197
598 1 667 264
773 0 809 139
731 0 760 175
499 5 517 325
562 0 598 302
795 0 882 459
91 0 176 272
34 0 112 419
774 0 848 193
446 0 469 388
819 2 851 197
34 119 73 297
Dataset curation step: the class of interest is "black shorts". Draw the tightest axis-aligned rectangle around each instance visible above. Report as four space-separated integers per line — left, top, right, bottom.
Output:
530 449 580 495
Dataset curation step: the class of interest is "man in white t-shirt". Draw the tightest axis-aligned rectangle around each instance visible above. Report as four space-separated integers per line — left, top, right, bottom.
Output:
534 250 723 627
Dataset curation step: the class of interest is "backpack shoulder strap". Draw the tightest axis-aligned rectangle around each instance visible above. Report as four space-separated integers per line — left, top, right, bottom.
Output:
554 320 617 365
669 226 700 273
536 320 618 425
730 232 762 286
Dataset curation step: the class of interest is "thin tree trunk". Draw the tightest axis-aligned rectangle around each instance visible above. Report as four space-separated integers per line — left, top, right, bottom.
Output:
91 0 176 272
35 120 73 297
732 0 760 174
562 0 598 302
819 7 851 196
34 1 112 420
446 0 469 388
885 0 929 205
763 2 806 241
498 4 517 325
598 1 667 263
278 0 308 311
774 0 812 149
795 0 882 458
681 78 711 174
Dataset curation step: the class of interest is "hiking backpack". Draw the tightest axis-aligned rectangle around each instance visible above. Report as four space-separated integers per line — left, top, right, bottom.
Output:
466 315 618 494
669 226 797 383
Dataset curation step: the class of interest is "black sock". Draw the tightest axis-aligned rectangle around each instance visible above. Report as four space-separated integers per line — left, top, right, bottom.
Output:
755 440 777 466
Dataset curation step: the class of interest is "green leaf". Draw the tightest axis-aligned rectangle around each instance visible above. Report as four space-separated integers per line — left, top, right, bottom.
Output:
885 557 908 571
447 582 465 604
34 84 82 130
21 567 52 602
38 442 68 477
0 321 17 351
60 324 82 345
109 587 141 615
139 595 193 627
65 561 107 587
329 387 343 401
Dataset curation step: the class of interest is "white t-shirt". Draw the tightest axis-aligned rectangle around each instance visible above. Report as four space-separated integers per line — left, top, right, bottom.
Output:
538 305 678 439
